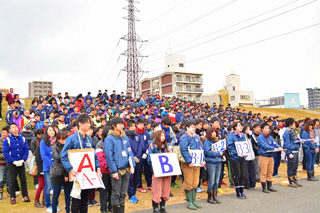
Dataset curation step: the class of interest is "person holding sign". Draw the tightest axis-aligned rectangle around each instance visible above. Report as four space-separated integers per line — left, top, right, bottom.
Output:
61 114 102 213
147 130 171 213
283 118 302 187
104 117 136 213
257 123 282 193
301 120 319 181
203 127 223 204
226 122 248 199
180 120 206 210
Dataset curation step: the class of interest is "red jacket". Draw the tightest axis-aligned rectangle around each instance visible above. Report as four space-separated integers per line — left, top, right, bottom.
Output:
74 100 84 109
6 93 15 103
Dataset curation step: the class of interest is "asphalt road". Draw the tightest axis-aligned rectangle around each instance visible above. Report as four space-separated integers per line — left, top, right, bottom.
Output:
137 177 320 213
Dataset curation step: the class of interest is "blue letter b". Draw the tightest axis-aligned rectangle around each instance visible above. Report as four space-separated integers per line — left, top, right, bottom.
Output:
159 155 173 174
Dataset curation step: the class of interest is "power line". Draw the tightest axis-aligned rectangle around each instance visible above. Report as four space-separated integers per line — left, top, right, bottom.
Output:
147 0 237 43
147 0 300 57
142 0 317 66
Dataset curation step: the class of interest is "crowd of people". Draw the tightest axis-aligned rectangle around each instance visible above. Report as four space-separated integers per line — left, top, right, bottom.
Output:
0 88 319 213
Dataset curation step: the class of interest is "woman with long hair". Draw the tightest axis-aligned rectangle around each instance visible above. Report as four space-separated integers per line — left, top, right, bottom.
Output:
301 120 319 181
203 127 223 204
40 125 57 212
147 130 171 213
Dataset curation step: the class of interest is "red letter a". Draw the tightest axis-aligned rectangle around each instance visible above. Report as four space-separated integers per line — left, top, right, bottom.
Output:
77 154 94 173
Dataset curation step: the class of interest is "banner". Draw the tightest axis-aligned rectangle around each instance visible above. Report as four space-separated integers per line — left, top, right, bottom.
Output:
234 141 250 156
68 148 105 189
150 153 182 178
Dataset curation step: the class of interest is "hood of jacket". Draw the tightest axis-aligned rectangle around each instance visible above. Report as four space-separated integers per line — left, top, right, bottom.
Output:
108 130 126 138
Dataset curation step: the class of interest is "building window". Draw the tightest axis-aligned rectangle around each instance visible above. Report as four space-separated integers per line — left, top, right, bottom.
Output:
233 86 235 91
230 96 235 101
186 76 190 82
240 95 250 100
179 63 184 67
186 85 191 92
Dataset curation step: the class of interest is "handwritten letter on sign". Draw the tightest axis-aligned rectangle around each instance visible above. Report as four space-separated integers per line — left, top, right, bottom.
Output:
211 139 226 152
235 141 250 156
68 149 105 189
190 150 204 167
150 153 182 178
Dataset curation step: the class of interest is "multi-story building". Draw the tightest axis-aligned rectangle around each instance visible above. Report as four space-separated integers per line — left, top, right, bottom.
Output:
28 81 53 98
307 87 320 109
140 54 203 102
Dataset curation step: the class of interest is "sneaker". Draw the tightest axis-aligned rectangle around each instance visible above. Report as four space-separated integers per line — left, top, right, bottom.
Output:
15 191 20 197
146 186 152 191
22 196 31 202
315 164 318 167
218 188 224 194
203 181 208 186
129 196 138 204
181 194 186 200
10 198 16 205
46 206 53 212
171 183 179 188
57 206 61 212
90 200 99 206
138 188 146 193
50 190 53 195
132 195 139 201
88 201 92 207
274 174 280 178
35 184 39 190
169 192 173 197
196 187 203 193
221 180 227 185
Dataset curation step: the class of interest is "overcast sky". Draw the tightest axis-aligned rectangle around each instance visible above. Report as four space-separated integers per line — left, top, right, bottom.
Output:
0 0 319 106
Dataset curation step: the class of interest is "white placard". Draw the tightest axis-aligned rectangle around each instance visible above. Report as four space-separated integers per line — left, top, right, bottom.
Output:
68 149 105 189
150 153 182 177
190 150 204 167
234 141 250 156
211 139 226 152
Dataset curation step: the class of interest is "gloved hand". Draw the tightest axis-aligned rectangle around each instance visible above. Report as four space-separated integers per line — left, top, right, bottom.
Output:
18 160 24 165
13 161 19 166
142 153 147 159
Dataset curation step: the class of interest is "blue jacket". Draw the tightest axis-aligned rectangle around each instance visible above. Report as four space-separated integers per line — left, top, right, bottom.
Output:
5 109 15 124
147 143 168 174
161 110 168 118
127 132 143 159
138 130 151 154
283 129 300 155
257 133 280 157
61 131 100 172
3 133 29 164
176 112 183 122
35 121 44 129
203 139 222 164
64 114 70 125
301 131 319 150
227 131 247 161
84 95 93 103
35 108 47 121
40 140 53 172
43 104 53 115
104 131 136 174
180 133 203 165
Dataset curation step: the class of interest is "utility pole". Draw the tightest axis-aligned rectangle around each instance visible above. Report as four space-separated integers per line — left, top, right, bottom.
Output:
121 0 147 98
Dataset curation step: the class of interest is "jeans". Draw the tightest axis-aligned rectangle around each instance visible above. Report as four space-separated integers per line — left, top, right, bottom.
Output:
0 165 5 188
273 152 281 176
100 173 112 212
44 171 52 207
52 181 73 213
111 171 130 206
304 149 317 171
207 163 221 192
287 153 299 177
7 163 28 198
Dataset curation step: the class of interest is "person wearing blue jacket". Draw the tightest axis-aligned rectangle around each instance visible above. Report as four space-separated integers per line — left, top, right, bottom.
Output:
204 127 223 204
3 122 30 204
301 120 319 181
257 123 282 193
40 125 56 212
227 122 248 199
61 114 102 213
147 130 171 213
180 120 206 210
104 117 135 213
35 103 47 121
283 118 303 187
126 120 143 204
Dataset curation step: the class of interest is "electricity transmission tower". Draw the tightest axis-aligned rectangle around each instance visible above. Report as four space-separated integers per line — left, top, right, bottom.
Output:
121 0 147 98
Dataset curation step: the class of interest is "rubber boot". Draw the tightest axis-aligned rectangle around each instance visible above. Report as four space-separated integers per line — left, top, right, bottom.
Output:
112 205 121 213
288 177 298 188
207 191 216 204
152 200 160 213
213 191 221 204
185 190 197 210
307 171 318 181
311 171 319 181
240 186 247 198
267 181 277 192
293 176 303 186
120 203 125 213
261 182 270 193
34 200 44 208
160 198 167 213
0 188 3 200
192 188 202 208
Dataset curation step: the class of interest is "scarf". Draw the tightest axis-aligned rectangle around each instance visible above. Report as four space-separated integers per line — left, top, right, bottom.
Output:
161 124 171 142
50 136 56 146
286 127 298 140
126 130 136 137
136 127 145 135
264 133 269 138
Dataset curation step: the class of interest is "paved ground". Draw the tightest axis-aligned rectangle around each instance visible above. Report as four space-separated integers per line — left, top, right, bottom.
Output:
137 177 320 213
